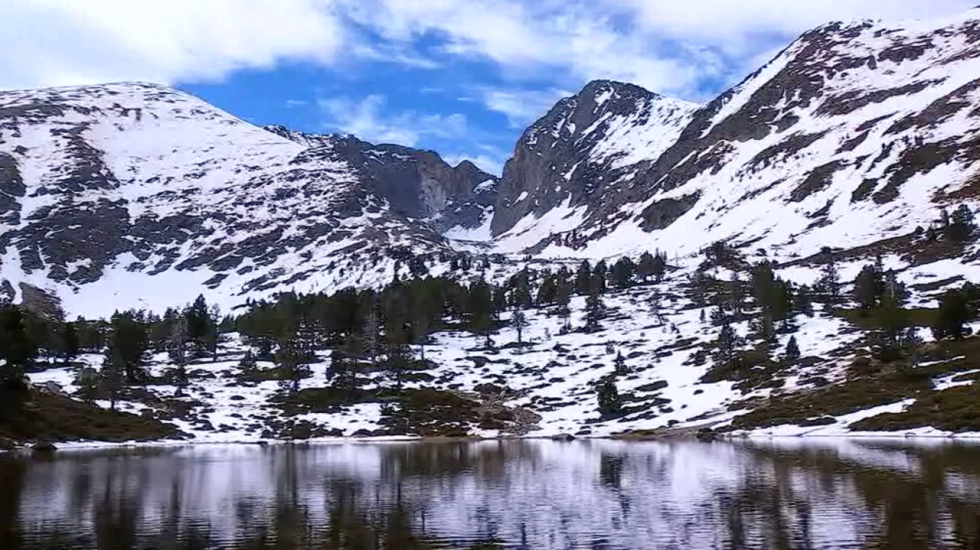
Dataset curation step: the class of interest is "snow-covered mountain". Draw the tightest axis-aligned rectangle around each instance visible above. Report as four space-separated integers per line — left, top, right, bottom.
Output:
487 80 698 250
486 10 980 263
4 10 980 318
0 83 493 316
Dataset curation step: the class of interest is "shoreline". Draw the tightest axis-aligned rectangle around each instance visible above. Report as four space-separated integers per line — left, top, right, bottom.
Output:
5 430 980 455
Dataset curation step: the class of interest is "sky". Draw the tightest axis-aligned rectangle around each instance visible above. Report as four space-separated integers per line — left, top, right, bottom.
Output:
1 1 976 175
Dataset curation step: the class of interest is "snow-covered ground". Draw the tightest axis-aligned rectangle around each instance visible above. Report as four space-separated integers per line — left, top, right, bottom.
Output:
23 253 980 448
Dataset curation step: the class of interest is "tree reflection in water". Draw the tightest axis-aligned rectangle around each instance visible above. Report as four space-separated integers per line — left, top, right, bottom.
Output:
0 440 979 549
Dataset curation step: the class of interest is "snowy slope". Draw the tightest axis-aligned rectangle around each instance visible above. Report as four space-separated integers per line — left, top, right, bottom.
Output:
485 10 980 267
0 83 471 317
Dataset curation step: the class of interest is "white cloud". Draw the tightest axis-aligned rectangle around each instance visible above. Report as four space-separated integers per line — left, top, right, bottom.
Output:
319 94 468 146
443 150 508 176
335 0 978 97
0 0 344 90
480 88 571 127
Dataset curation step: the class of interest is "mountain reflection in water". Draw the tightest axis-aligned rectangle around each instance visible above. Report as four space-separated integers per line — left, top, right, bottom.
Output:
1 439 979 549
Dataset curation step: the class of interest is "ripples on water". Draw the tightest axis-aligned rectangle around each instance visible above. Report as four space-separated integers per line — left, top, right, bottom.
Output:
1 439 979 549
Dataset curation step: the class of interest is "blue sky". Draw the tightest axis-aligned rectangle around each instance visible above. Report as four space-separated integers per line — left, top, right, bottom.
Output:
3 0 976 174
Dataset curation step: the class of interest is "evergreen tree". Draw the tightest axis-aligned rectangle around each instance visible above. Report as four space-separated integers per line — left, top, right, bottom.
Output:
650 251 668 283
611 257 636 289
57 321 80 365
613 351 628 376
876 271 909 359
689 272 709 307
274 334 309 394
186 295 212 347
933 287 972 340
575 260 593 295
510 269 533 309
852 260 885 311
637 252 656 284
469 278 494 348
593 261 609 294
491 285 507 322
100 344 126 411
0 304 36 395
168 312 190 396
817 256 842 304
238 350 258 374
512 308 528 347
783 336 801 362
105 311 151 385
328 334 363 396
555 275 573 333
596 376 622 417
362 303 382 369
383 329 413 391
947 204 976 242
536 274 558 306
712 317 743 371
584 281 604 333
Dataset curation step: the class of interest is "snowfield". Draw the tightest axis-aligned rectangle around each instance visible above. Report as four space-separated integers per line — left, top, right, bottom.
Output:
25 251 980 448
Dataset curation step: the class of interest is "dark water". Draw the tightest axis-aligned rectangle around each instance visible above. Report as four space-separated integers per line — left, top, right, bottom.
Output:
1 440 980 549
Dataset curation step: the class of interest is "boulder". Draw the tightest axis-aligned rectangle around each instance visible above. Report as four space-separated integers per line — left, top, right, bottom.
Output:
32 441 58 454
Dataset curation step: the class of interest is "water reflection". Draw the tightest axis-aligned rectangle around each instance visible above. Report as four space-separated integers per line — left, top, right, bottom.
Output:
1 439 980 549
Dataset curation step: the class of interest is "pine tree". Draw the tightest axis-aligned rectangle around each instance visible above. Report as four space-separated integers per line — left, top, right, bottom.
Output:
611 257 636 289
362 305 382 369
0 304 36 395
105 311 151 385
575 260 593 295
593 261 609 294
817 257 842 305
469 278 494 348
637 252 656 284
613 351 628 375
584 282 604 333
596 376 622 417
328 334 363 396
238 350 258 374
650 251 667 283
186 295 212 348
168 313 190 396
853 261 885 311
713 318 743 371
933 288 972 340
536 274 558 306
274 335 309 394
783 336 801 362
555 275 573 333
58 321 80 365
876 271 909 359
511 269 533 309
512 308 528 347
947 204 976 242
100 344 126 411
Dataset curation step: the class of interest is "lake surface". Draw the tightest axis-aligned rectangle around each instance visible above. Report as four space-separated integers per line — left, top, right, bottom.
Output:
1 439 980 549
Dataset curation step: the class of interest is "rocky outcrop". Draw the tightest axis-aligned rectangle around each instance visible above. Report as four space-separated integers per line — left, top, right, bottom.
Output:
490 80 697 237
265 125 498 223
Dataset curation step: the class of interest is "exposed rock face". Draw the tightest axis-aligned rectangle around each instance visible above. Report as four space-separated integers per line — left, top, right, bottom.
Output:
265 125 498 223
490 80 697 236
